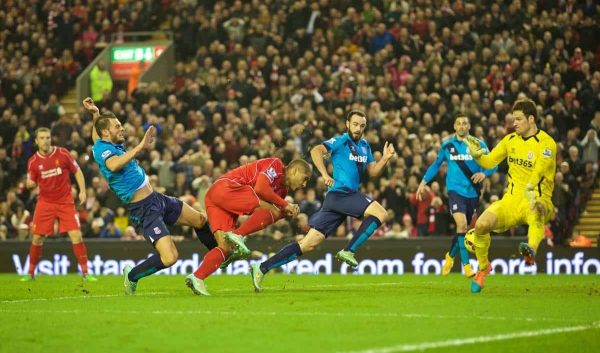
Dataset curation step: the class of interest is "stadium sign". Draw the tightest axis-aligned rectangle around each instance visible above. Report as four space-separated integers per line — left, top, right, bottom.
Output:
2 239 598 276
110 45 164 80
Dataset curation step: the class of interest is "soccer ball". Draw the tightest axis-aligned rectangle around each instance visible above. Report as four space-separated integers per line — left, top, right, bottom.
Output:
464 229 477 254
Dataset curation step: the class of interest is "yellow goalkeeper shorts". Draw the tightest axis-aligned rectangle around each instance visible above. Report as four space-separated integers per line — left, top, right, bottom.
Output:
486 192 554 233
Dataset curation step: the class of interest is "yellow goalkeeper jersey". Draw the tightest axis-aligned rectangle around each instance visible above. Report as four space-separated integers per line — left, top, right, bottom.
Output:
474 130 556 199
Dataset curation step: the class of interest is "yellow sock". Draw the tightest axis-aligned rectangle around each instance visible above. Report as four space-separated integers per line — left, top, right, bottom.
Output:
527 222 545 253
473 232 491 271
527 208 546 253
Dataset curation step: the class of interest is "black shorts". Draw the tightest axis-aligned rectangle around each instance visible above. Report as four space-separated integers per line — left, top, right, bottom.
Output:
128 192 183 245
308 191 373 237
447 191 479 225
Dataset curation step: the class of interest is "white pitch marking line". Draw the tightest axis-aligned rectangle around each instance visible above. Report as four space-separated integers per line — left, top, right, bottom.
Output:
0 292 169 304
336 322 600 353
0 308 586 324
216 281 439 292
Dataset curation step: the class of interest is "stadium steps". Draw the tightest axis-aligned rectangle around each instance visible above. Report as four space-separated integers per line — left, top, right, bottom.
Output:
573 189 600 247
61 88 79 116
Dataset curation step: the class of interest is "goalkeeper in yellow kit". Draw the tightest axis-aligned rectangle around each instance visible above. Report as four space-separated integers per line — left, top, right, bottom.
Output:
464 98 556 293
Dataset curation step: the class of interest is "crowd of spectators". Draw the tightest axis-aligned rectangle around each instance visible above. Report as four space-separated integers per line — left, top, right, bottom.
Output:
1 0 599 247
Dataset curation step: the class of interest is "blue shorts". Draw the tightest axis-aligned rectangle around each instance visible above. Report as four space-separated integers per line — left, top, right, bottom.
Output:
447 191 479 225
128 192 183 245
308 191 373 237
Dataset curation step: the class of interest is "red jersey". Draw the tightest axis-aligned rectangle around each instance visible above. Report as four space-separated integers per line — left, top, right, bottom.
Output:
219 158 288 207
27 147 79 204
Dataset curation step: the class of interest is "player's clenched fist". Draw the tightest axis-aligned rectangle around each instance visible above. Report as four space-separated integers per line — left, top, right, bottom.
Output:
82 97 99 115
284 203 300 217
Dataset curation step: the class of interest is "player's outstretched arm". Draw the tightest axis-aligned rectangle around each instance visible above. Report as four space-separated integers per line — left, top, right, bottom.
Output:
368 141 396 177
419 144 447 199
310 144 334 187
83 97 101 142
466 135 506 169
105 126 156 172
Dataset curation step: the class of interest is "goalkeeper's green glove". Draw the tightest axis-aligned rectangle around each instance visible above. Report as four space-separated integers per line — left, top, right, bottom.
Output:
525 183 536 208
465 136 485 158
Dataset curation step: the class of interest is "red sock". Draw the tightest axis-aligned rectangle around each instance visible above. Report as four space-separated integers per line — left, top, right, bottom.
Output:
234 208 279 236
28 244 43 276
72 242 89 274
194 247 227 280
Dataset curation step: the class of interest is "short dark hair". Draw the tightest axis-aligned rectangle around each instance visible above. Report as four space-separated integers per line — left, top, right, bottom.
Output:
453 112 468 121
287 159 312 174
512 98 537 120
34 127 50 138
94 112 117 136
346 110 367 122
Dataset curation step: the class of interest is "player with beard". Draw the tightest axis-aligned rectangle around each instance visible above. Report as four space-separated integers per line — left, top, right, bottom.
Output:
21 127 96 281
84 98 217 295
250 110 396 291
416 113 496 278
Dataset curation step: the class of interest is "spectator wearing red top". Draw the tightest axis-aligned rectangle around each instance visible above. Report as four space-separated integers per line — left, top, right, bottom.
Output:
410 185 434 236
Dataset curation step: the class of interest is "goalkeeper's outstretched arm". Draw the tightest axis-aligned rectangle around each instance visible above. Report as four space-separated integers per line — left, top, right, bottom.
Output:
465 135 507 169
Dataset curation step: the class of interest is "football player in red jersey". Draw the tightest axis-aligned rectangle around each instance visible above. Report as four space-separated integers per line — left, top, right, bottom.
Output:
185 158 311 296
20 127 97 281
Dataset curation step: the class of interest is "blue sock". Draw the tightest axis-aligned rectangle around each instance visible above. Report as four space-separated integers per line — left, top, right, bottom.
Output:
128 254 168 282
345 216 382 253
259 242 302 274
449 235 459 257
456 233 470 266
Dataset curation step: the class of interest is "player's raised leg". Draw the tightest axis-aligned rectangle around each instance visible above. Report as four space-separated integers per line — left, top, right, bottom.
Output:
125 232 178 295
251 201 338 292
234 202 282 238
206 181 260 259
251 228 325 292
174 201 214 248
338 199 387 267
521 199 552 265
219 202 284 269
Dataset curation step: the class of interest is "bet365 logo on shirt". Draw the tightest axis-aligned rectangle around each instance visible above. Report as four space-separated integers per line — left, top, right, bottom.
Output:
349 153 367 163
449 154 473 161
508 156 533 168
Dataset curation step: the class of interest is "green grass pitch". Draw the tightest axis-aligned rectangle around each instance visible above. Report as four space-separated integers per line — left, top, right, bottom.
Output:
1 274 599 353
